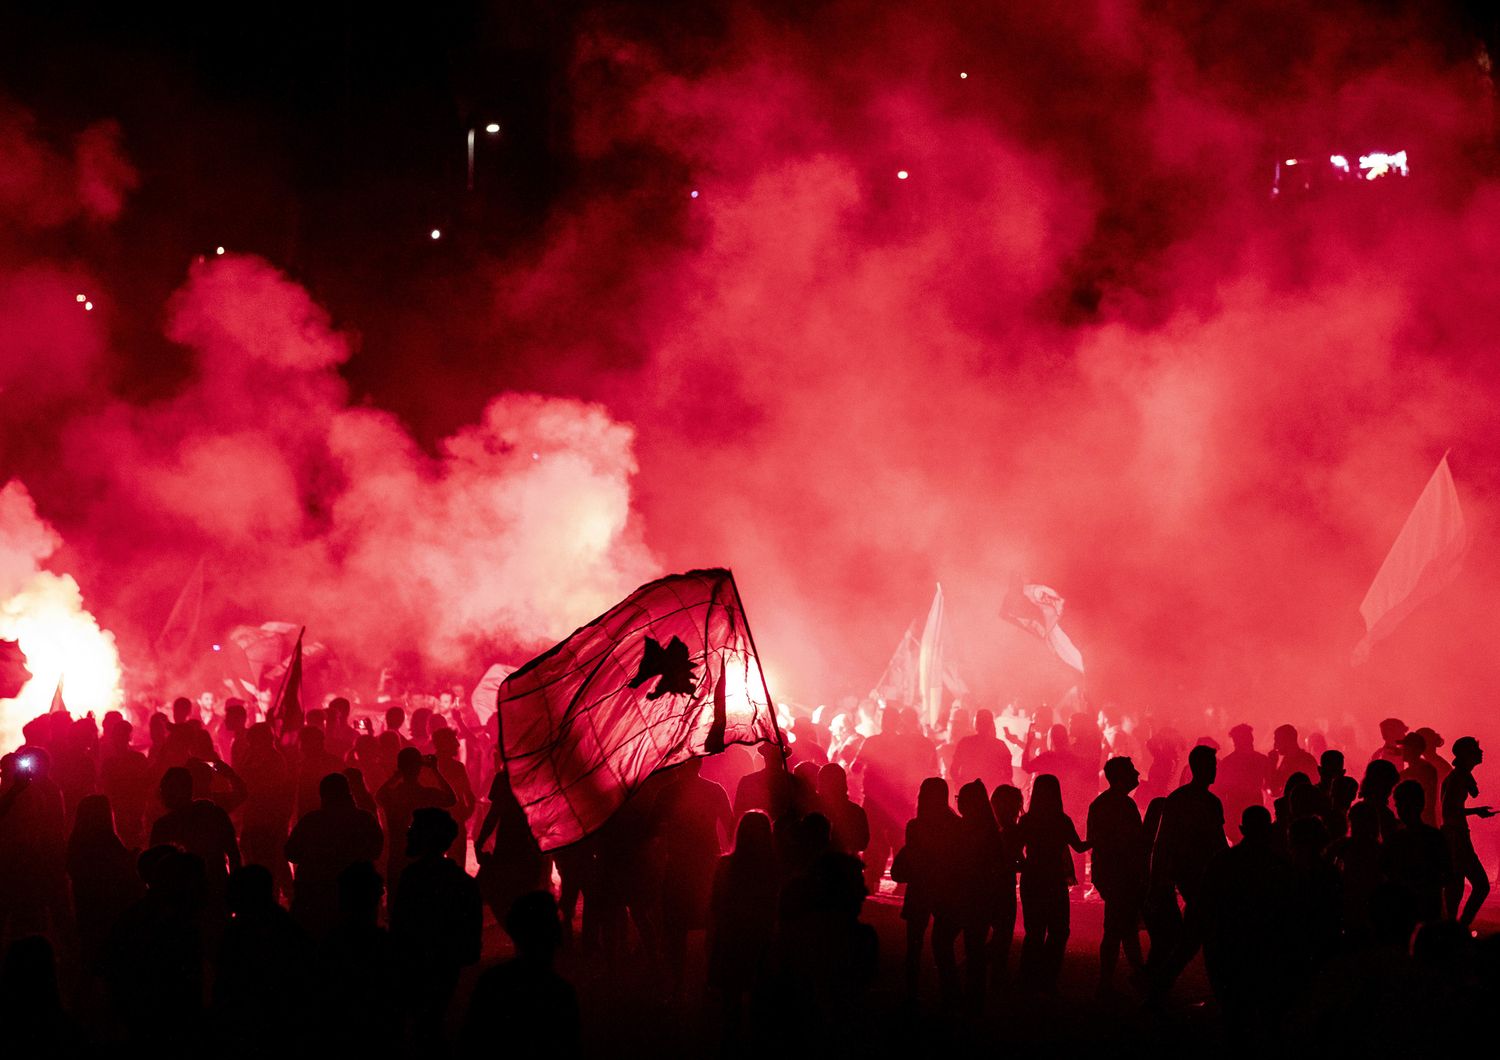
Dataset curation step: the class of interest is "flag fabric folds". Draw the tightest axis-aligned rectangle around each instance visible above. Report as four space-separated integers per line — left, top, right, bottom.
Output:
498 568 782 851
1001 581 1085 673
872 624 920 706
917 584 946 728
1353 454 1467 664
268 628 304 736
49 677 66 715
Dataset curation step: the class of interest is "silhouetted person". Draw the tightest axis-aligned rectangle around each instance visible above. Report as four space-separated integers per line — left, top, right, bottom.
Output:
150 765 240 909
1356 758 1401 843
475 769 549 929
1022 722 1094 820
651 756 733 994
1148 744 1226 993
293 726 345 820
944 779 1003 1009
1384 779 1450 925
1329 801 1385 945
391 808 482 1046
1017 773 1089 992
1285 815 1340 985
463 891 579 1059
988 783 1023 986
377 746 457 889
1371 717 1408 768
66 793 143 969
815 763 868 859
99 715 151 850
0 748 68 940
102 847 207 1046
1087 756 1147 993
236 722 296 896
212 864 314 1050
1199 806 1290 1033
316 861 402 1057
431 727 476 863
891 776 960 999
1217 723 1268 827
709 811 779 1038
1441 736 1493 926
733 743 795 822
950 710 1014 790
285 772 385 939
1399 731 1440 826
1266 724 1318 801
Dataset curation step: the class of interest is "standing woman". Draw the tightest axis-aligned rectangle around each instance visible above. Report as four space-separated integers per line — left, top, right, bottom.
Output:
890 777 960 999
1017 773 1089 992
988 784 1025 987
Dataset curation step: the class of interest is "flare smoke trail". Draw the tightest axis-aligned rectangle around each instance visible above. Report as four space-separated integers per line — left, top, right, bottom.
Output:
2 1 1499 739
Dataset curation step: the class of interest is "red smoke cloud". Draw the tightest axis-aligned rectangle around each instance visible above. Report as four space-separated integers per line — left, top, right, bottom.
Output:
4 2 1500 743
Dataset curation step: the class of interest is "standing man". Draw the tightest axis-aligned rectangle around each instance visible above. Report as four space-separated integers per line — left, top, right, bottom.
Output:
1441 737 1494 927
1087 757 1148 994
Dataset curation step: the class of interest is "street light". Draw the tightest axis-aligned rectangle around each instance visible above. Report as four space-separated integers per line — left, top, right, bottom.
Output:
468 122 502 191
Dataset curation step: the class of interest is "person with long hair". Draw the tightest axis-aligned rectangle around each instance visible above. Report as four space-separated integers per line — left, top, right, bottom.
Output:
1016 773 1089 992
891 777 960 1000
708 811 779 1039
66 793 143 968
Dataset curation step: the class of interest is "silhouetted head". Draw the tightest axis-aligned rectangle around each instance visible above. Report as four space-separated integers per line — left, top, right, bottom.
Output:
1332 774 1359 810
337 860 384 925
757 743 786 770
1272 724 1299 753
948 708 972 740
227 864 276 916
1347 800 1379 841
505 890 564 962
1452 736 1482 769
817 762 848 800
1187 744 1217 785
433 728 459 758
916 776 950 820
991 783 1023 826
1104 756 1140 793
732 811 774 863
103 715 132 749
973 709 996 740
410 707 432 739
396 746 423 780
1028 774 1064 817
1228 724 1254 752
794 760 820 791
319 771 353 809
406 807 458 858
384 706 405 732
1378 717 1408 744
1393 779 1425 823
171 697 193 725
159 766 193 811
1399 731 1426 763
1360 759 1400 801
1048 724 1070 753
957 779 995 824
1239 805 1272 844
148 712 170 743
1281 772 1311 800
1414 726 1443 754
329 697 351 722
1318 749 1345 784
185 758 215 797
224 699 247 730
72 793 116 838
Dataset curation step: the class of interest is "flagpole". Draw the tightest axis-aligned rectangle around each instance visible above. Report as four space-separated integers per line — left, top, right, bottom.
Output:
724 572 788 755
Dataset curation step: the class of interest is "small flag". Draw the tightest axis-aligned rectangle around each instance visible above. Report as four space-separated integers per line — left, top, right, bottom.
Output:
1353 454 1467 664
498 568 782 850
1002 580 1085 673
49 677 67 715
872 624 919 706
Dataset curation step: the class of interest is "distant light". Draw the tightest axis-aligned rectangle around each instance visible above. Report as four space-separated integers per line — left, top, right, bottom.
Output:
1330 154 1350 172
1284 159 1298 166
896 170 909 180
430 229 442 240
960 72 968 79
484 122 501 134
212 644 221 652
75 293 86 303
690 189 699 198
530 452 540 461
1359 150 1409 180
215 246 225 255
84 301 93 311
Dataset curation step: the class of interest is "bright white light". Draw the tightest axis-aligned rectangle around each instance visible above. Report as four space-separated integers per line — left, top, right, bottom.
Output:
84 302 93 311
212 644 221 652
215 246 226 255
960 72 968 79
1330 154 1350 172
484 123 501 134
690 189 699 198
1284 158 1298 166
530 452 539 461
897 170 909 180
1358 150 1408 180
430 229 442 240
75 294 86 303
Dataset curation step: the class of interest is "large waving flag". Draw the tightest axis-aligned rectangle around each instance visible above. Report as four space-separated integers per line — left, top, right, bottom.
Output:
499 568 783 850
1353 454 1467 664
1001 580 1085 673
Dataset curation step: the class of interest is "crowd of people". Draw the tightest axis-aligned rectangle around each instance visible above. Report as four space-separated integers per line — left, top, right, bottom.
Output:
0 687 1497 1056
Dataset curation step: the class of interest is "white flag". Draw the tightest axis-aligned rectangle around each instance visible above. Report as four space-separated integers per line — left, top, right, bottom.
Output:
917 584 951 728
1002 580 1085 673
1353 454 1467 664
